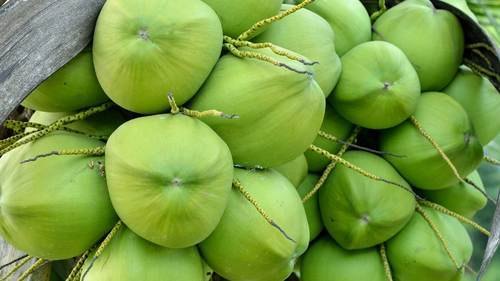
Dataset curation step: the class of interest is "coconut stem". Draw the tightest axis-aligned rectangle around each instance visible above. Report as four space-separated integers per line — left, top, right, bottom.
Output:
302 127 361 203
167 93 239 119
20 146 106 164
308 144 420 199
409 116 496 204
3 120 108 141
17 258 46 281
317 130 405 158
370 0 387 21
65 249 94 281
379 244 394 281
0 255 33 281
81 221 123 281
232 179 296 243
0 131 34 149
484 156 500 166
416 205 461 270
418 200 491 236
0 255 29 272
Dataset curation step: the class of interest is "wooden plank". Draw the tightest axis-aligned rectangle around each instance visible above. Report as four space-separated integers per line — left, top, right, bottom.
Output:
0 0 105 124
0 239 51 281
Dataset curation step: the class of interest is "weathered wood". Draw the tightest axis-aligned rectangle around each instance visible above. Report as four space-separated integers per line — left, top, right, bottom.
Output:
0 238 51 281
0 0 105 124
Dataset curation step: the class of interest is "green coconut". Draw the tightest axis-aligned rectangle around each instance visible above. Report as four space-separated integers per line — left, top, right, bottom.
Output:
199 168 309 281
82 227 204 281
441 0 478 21
300 236 386 281
189 48 325 168
254 4 341 96
329 41 421 129
319 151 416 250
304 104 353 173
273 154 308 187
443 66 500 145
297 174 323 241
373 0 464 91
420 170 487 218
300 0 371 56
28 109 126 136
0 133 117 260
105 114 233 248
93 0 223 114
387 206 473 281
380 92 484 190
201 0 281 38
22 48 108 112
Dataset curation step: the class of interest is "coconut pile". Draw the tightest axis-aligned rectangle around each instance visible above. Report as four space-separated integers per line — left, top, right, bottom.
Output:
0 0 499 280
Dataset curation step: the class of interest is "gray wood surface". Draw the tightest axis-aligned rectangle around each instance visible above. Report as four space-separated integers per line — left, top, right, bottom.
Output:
0 0 105 124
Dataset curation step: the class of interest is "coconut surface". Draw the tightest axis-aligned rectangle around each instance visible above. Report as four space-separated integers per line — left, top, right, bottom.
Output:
300 236 386 281
329 41 421 129
273 154 308 187
301 0 371 56
373 0 464 91
420 170 487 218
387 206 473 281
82 227 205 281
305 102 353 174
380 92 484 190
105 114 233 248
93 0 223 114
441 0 478 20
0 133 117 260
199 168 309 281
297 174 323 241
189 48 325 168
320 151 416 249
254 4 341 96
22 48 108 112
443 66 500 145
201 0 281 38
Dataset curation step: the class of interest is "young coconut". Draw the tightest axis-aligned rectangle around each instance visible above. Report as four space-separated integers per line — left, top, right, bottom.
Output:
305 103 353 173
300 236 386 281
81 227 205 281
0 133 117 260
201 0 281 38
199 168 309 281
298 0 371 56
420 170 487 218
387 206 473 281
93 0 223 114
380 92 484 190
443 66 500 145
21 47 108 112
273 154 308 187
105 105 234 248
329 41 421 129
297 174 323 241
372 0 464 91
319 151 416 249
189 48 325 168
254 4 342 96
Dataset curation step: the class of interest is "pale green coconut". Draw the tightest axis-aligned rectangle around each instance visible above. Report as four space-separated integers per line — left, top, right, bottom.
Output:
93 0 223 114
0 133 117 260
373 0 464 91
441 0 478 21
82 227 204 281
300 0 371 56
304 104 353 172
329 41 421 129
28 109 125 136
189 48 325 168
105 114 234 248
22 48 108 112
380 92 484 190
297 174 323 241
254 4 341 96
301 236 386 281
443 66 500 145
199 168 309 281
201 0 282 38
387 206 473 281
420 170 487 218
273 154 308 187
319 151 416 249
